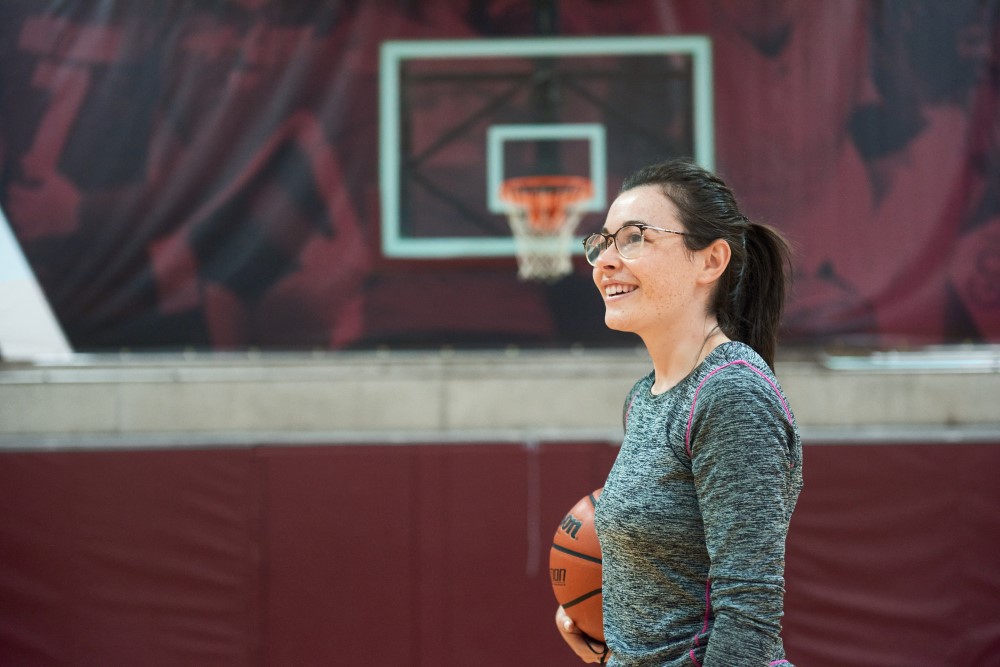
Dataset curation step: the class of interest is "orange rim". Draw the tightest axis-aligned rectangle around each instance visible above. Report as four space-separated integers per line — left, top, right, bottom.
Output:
500 176 594 232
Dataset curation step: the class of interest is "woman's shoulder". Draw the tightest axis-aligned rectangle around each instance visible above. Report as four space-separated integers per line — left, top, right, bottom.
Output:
697 341 777 385
684 341 801 466
688 342 794 421
710 340 770 370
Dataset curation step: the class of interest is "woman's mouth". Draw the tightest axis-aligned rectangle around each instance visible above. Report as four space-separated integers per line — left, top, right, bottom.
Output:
605 284 637 298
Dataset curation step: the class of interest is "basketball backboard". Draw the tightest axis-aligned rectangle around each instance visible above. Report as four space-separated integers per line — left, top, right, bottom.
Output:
379 36 713 259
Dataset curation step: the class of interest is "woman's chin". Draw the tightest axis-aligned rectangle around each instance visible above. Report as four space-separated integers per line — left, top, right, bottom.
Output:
604 312 634 333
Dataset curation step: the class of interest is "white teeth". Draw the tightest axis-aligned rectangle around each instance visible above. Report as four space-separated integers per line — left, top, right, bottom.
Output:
605 284 636 297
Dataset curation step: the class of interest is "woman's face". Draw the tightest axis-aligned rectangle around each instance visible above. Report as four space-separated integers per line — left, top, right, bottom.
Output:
592 185 702 338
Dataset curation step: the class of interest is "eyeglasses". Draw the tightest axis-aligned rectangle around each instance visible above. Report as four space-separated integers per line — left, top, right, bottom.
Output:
582 223 692 265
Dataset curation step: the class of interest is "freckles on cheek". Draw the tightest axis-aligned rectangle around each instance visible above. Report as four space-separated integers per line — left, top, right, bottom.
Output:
648 285 682 318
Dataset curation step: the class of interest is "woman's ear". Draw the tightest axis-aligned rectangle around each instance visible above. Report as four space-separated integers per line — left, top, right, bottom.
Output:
697 238 731 285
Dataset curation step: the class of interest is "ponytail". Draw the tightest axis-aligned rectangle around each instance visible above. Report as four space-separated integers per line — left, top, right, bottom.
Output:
715 221 792 369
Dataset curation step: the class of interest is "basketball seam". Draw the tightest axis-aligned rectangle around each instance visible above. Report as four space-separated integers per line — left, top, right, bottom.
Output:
552 543 602 565
561 587 602 610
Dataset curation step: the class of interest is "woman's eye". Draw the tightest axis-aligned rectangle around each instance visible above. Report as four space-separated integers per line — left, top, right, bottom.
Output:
622 230 644 245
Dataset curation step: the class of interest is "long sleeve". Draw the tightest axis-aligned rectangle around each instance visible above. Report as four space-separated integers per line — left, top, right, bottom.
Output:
687 361 801 665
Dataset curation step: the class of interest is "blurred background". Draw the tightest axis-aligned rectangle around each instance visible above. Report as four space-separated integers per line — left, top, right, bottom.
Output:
0 1 998 665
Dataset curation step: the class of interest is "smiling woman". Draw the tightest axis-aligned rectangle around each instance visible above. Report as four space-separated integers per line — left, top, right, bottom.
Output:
556 158 802 667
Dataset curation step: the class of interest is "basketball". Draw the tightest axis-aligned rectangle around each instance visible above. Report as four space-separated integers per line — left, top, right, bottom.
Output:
550 488 604 642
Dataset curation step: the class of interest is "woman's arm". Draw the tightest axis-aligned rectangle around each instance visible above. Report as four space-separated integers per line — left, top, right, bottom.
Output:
687 364 801 665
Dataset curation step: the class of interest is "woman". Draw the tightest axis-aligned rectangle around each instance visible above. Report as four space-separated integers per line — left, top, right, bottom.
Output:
556 158 802 666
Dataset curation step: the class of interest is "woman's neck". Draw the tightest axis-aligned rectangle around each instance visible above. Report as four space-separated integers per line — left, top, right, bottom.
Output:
645 321 729 395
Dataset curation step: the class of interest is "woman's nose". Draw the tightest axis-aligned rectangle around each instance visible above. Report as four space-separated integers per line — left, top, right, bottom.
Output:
596 240 621 267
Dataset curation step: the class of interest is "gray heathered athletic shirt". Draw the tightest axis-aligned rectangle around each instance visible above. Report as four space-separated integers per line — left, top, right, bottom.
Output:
594 341 802 667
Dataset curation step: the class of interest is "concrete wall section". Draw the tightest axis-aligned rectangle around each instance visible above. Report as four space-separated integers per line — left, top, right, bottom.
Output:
1 348 998 447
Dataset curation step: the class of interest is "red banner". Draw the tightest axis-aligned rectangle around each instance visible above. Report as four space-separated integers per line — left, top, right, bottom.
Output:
1 1 997 351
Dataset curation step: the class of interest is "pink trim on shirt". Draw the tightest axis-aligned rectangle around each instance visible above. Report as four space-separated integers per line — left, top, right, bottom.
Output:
624 391 640 427
687 578 712 666
697 578 711 643
684 360 794 457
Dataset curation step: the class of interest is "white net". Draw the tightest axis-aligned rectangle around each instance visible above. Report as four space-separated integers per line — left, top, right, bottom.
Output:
505 205 586 281
500 176 593 282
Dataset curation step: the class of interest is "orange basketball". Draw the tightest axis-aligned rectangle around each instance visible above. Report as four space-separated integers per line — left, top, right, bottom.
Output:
549 488 604 642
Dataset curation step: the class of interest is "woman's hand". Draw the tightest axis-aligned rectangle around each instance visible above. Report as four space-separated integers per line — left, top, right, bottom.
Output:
554 606 611 664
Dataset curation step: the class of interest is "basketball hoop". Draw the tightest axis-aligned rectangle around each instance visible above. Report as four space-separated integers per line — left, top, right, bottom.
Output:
499 175 594 282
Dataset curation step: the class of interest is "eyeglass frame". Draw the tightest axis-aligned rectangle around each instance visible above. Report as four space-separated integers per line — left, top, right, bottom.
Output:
582 222 693 265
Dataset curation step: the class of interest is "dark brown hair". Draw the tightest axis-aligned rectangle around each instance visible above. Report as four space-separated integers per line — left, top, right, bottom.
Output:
620 158 793 368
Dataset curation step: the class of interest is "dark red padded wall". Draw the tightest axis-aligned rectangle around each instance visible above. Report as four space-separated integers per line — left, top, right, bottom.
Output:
783 443 1000 666
258 443 617 666
1 441 998 666
0 449 262 666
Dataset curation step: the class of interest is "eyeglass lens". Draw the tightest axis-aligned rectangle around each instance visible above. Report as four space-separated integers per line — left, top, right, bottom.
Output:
583 225 646 265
